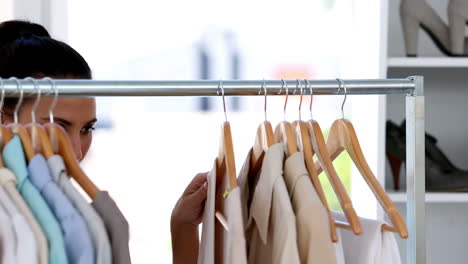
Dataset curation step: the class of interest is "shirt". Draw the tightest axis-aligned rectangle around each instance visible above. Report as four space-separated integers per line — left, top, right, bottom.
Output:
0 202 15 264
3 136 68 264
283 152 337 264
333 212 402 264
0 167 48 264
197 161 216 264
92 191 132 264
198 159 247 264
222 187 247 263
48 155 112 264
238 144 300 264
0 182 36 264
28 154 95 264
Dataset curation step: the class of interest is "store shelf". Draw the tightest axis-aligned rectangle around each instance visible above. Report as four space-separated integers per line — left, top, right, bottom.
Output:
389 192 468 203
387 57 468 68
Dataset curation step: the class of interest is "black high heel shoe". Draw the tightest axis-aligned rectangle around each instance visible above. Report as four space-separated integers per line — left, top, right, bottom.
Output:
386 120 468 192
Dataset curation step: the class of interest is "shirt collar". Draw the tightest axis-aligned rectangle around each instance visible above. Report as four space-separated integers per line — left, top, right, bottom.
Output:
0 168 17 186
3 136 28 188
47 155 67 182
242 143 285 244
283 151 309 195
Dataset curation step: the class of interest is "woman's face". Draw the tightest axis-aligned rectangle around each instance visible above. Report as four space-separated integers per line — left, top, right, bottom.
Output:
4 97 97 162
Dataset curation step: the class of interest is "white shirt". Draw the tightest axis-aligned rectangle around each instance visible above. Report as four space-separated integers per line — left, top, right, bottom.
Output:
0 201 15 264
333 211 401 264
198 161 216 264
0 186 36 264
238 144 300 264
198 159 247 264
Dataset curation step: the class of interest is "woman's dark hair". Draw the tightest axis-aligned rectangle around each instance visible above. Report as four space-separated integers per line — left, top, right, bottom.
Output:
0 20 92 112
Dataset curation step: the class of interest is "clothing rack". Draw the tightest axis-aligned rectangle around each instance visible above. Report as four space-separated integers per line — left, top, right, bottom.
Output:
0 77 425 264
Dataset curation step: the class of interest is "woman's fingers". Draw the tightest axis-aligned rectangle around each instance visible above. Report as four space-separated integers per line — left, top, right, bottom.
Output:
183 172 208 196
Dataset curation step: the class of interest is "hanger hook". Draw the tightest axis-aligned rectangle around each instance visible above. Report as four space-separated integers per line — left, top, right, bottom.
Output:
305 79 313 120
24 77 41 124
296 79 304 121
43 77 59 123
336 78 347 119
217 80 228 122
9 77 23 124
281 79 289 121
0 78 5 124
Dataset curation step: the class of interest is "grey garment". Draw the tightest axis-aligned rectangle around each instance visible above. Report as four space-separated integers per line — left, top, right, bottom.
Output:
92 191 131 264
47 155 112 264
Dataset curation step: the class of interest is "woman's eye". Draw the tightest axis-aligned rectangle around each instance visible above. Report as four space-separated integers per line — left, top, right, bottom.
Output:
81 125 95 135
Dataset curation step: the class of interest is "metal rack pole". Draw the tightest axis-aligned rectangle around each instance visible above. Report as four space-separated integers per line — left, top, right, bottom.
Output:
0 77 425 263
0 78 415 96
406 76 425 264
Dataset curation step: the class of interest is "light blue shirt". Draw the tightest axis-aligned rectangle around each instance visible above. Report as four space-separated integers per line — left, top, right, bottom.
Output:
29 154 95 264
3 136 68 264
48 155 111 264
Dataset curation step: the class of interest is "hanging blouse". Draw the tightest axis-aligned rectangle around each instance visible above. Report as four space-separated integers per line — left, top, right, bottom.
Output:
3 136 68 264
0 181 36 264
0 167 48 264
48 154 112 264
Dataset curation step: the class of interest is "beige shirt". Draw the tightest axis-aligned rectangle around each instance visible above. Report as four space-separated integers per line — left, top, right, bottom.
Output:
0 167 48 264
238 144 300 264
283 152 337 264
198 159 247 264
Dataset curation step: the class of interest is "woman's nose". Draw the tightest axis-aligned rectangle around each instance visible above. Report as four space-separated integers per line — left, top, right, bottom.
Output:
69 133 83 161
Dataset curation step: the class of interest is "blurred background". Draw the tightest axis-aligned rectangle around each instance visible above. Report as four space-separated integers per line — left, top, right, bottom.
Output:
1 0 385 262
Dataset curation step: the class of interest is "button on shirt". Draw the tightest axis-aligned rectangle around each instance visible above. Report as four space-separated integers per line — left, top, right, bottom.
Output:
283 152 337 264
3 136 68 264
48 155 112 264
92 191 132 264
332 211 401 264
0 167 48 264
28 154 95 264
0 181 36 264
238 144 300 264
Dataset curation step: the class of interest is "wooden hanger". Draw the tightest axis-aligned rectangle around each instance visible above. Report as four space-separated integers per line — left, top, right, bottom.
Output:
7 78 35 162
294 120 339 242
214 82 237 235
24 78 54 159
301 80 361 235
273 80 297 157
306 120 362 235
322 119 407 238
251 82 274 173
318 79 407 238
43 78 100 200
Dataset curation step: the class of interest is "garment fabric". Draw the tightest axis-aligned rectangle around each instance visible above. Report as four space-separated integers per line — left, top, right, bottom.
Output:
92 191 132 264
0 202 15 264
198 159 247 264
0 181 36 264
238 144 300 264
197 161 216 264
222 185 247 263
3 136 68 264
28 154 95 264
48 155 112 264
283 152 337 264
332 212 401 264
0 167 48 264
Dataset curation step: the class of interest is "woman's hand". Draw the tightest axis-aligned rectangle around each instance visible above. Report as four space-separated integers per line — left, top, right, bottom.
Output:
171 172 208 264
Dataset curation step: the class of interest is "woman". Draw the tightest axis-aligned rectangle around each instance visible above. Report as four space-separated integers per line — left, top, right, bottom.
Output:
0 20 206 264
